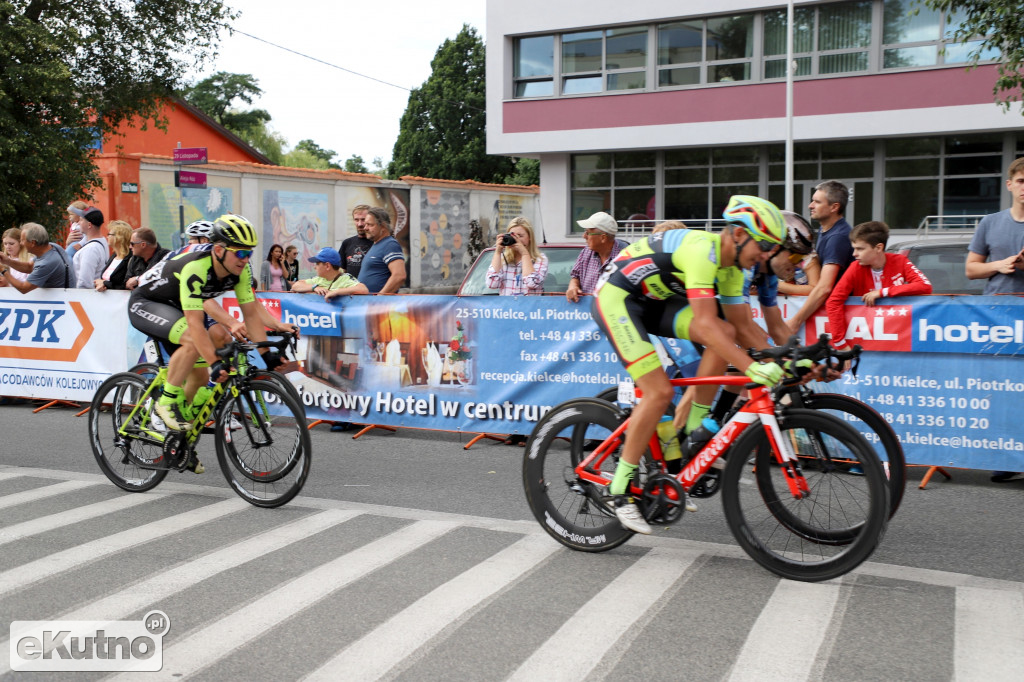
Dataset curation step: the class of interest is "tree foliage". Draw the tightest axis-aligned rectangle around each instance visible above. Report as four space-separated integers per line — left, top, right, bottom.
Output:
505 159 540 186
922 0 1024 111
343 155 368 174
0 0 236 231
389 25 515 183
183 72 271 132
295 139 338 167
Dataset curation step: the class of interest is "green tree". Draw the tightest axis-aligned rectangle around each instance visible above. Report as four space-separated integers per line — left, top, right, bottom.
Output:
0 0 236 231
389 25 515 183
343 155 368 173
922 0 1021 111
281 148 328 169
505 158 540 186
183 72 270 131
294 139 339 167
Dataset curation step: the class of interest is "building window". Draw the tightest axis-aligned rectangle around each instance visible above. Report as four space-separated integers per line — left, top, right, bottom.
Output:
658 14 754 87
570 153 655 229
514 35 554 98
562 27 647 95
763 7 814 78
818 1 873 74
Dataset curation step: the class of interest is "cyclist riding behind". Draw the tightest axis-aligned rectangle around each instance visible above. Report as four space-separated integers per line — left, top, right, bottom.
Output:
128 214 297 448
592 196 788 535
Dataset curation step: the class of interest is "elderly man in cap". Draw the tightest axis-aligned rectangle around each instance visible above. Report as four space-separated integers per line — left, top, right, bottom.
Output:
566 211 626 303
70 206 108 288
291 247 358 296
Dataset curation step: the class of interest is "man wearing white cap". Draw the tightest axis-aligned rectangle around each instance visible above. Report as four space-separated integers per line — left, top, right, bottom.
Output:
566 211 625 303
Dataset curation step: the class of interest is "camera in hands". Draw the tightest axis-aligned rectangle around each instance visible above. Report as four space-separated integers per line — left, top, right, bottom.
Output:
500 233 517 247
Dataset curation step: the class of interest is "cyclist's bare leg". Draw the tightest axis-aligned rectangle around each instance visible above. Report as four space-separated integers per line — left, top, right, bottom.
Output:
618 369 674 469
183 325 232 402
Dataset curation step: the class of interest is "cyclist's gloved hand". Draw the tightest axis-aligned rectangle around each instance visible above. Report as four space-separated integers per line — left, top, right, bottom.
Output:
262 349 283 371
745 362 784 387
209 360 230 383
783 358 814 376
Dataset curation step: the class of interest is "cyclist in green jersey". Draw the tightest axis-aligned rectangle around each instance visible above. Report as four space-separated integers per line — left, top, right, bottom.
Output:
128 215 297 440
592 196 788 534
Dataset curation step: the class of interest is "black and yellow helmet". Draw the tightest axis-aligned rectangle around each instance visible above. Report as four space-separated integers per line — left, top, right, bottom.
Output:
212 214 258 248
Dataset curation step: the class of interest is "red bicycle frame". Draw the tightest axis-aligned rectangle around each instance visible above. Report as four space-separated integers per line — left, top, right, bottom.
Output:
575 376 810 500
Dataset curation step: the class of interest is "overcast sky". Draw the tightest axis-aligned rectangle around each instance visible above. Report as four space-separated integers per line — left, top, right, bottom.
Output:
198 0 487 168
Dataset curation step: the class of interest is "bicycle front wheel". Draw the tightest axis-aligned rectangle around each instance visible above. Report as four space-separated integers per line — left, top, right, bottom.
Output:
800 392 906 519
523 398 634 552
88 372 169 492
721 409 889 582
214 379 311 508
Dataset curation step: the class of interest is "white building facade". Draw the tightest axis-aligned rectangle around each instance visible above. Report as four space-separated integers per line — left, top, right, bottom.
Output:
485 0 1024 237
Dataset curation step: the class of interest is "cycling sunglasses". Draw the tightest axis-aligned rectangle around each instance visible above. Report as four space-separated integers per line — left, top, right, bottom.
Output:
787 251 806 264
226 247 253 259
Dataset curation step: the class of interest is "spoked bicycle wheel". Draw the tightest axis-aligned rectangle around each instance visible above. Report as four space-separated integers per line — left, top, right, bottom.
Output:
88 372 169 492
214 379 311 508
799 392 906 519
523 398 636 552
721 409 889 582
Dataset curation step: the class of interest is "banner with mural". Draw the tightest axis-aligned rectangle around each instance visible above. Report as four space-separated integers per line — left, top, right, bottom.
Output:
0 290 130 400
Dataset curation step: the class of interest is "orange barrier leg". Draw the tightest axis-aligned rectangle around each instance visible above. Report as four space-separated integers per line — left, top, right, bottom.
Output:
306 419 331 431
75 406 91 417
463 433 506 450
917 465 953 490
32 399 81 414
352 424 397 439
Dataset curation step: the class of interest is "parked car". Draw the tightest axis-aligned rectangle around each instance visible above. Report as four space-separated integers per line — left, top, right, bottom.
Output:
886 236 983 295
457 245 584 295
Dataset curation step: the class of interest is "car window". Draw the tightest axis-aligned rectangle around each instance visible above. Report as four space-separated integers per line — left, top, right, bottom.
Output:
907 244 985 295
458 246 583 295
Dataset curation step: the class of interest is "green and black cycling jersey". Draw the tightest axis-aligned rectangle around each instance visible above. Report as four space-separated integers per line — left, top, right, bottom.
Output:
133 244 255 311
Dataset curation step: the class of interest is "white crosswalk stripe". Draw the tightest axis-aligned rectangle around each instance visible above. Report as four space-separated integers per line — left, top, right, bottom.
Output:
0 468 1022 681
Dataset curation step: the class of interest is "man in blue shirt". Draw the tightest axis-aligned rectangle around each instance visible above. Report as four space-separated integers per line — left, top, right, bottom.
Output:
786 180 854 333
326 207 406 297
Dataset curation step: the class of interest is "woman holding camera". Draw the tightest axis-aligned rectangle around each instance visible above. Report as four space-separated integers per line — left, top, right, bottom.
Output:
485 216 548 296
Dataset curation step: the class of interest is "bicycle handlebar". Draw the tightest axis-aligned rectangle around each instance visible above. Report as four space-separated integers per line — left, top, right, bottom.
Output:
215 331 298 362
747 334 862 382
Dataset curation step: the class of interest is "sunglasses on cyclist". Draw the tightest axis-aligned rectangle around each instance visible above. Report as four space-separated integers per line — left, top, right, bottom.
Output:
226 247 253 259
787 251 805 265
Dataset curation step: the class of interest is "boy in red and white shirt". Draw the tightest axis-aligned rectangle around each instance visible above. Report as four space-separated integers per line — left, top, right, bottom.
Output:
826 220 933 349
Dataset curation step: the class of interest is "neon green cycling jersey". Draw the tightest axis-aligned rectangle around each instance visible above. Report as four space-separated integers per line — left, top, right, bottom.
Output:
602 229 745 303
133 246 255 311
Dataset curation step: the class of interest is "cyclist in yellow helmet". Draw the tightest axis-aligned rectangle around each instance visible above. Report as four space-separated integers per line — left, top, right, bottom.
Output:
128 214 297 442
592 195 788 534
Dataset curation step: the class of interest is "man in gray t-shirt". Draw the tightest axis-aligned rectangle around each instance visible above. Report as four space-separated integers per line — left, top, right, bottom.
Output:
0 222 75 292
967 157 1024 295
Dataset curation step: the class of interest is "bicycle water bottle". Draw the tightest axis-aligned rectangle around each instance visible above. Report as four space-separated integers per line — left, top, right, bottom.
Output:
188 383 215 420
657 416 682 464
682 417 720 459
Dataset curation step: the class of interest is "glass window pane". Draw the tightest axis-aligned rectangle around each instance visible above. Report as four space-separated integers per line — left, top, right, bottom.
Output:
572 154 611 171
795 142 818 161
946 133 1002 155
712 185 759 215
563 76 602 95
886 137 940 156
713 146 758 165
614 189 656 220
795 162 819 181
765 57 811 79
606 27 647 70
572 171 611 188
665 168 709 185
571 190 611 228
884 46 937 68
943 40 999 63
658 67 700 87
819 1 873 51
608 72 646 91
563 31 603 73
515 36 554 78
823 140 872 159
713 166 758 183
665 186 710 221
710 62 751 83
514 80 554 98
886 158 940 177
853 181 874 227
884 179 937 230
763 8 814 57
616 170 656 186
820 51 868 74
883 1 940 44
657 21 703 65
943 177 1001 216
944 156 1002 176
707 15 753 61
665 148 709 166
822 159 873 177
615 151 656 168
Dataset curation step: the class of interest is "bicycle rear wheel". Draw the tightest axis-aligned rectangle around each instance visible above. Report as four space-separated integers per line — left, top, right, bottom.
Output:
88 372 169 492
523 398 634 552
721 409 889 582
799 392 906 519
214 379 311 508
